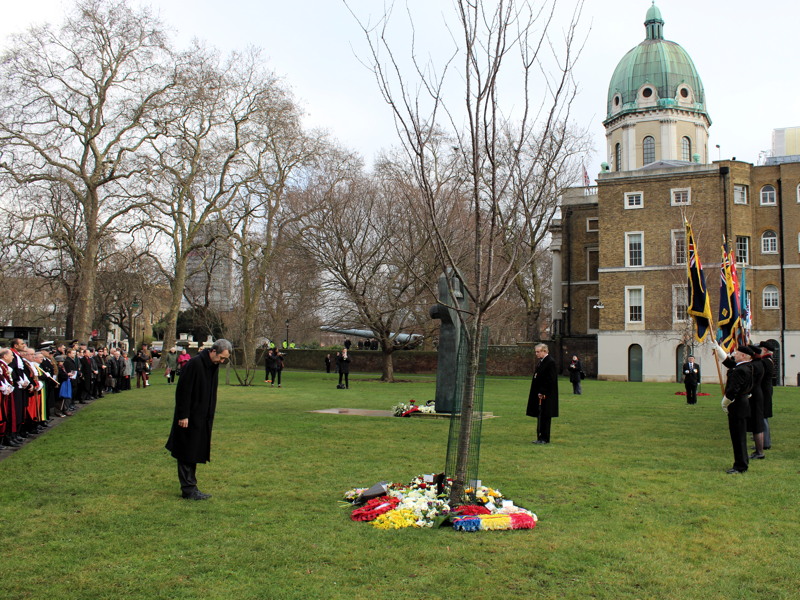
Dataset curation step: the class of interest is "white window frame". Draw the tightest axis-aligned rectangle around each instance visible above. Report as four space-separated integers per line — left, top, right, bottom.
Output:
736 236 750 266
796 183 800 203
760 185 776 206
734 184 748 205
625 231 644 267
762 285 779 309
587 297 600 332
681 136 692 161
625 286 644 324
586 247 599 281
670 187 691 206
761 230 778 254
643 136 656 165
672 284 689 324
671 229 686 265
586 217 599 232
624 191 644 210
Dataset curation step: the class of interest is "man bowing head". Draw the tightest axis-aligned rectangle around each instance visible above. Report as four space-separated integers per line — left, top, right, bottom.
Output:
166 339 232 500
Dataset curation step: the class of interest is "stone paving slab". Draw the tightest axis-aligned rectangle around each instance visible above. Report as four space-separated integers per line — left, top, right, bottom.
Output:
310 408 496 419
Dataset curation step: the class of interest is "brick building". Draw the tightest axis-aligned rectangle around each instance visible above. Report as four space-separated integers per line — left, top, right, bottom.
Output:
551 3 799 385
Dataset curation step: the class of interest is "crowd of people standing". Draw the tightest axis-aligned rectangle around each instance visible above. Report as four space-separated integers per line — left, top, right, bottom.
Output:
0 338 168 451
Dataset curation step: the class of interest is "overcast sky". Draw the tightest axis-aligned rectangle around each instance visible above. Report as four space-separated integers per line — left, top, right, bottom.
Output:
3 0 797 180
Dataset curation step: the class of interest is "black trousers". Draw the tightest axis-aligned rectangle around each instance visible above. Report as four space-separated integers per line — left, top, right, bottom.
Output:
728 415 748 472
537 414 552 443
685 383 697 404
177 461 198 495
338 372 349 388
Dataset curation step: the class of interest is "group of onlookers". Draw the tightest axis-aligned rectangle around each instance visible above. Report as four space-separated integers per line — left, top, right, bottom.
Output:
0 339 189 451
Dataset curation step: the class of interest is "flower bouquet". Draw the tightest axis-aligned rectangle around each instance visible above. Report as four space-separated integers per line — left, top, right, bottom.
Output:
391 399 437 417
343 474 537 532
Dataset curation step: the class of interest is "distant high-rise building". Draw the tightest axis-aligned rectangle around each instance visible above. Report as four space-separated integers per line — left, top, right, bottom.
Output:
183 220 235 313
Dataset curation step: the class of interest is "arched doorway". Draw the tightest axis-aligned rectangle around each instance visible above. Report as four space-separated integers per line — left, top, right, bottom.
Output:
676 344 688 383
628 344 643 382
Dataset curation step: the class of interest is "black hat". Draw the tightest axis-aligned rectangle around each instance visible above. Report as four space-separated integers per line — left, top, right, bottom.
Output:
736 345 755 357
759 340 777 351
37 341 54 352
748 344 763 356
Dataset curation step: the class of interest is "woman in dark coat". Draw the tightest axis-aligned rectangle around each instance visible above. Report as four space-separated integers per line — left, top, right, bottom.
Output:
265 348 277 385
165 340 232 499
337 348 350 389
526 343 559 444
567 355 583 395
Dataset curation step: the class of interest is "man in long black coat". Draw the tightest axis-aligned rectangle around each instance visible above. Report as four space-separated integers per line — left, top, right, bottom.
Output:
165 339 232 500
715 343 754 474
526 343 559 444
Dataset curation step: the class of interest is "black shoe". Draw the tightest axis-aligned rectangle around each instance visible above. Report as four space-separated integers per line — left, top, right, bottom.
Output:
763 446 771 450
749 452 765 460
182 491 212 500
726 468 746 474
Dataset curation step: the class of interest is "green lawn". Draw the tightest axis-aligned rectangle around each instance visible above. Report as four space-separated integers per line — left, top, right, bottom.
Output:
1 370 797 599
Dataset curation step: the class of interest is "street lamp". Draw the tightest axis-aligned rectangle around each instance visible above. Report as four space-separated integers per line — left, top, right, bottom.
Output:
285 319 289 348
130 297 141 352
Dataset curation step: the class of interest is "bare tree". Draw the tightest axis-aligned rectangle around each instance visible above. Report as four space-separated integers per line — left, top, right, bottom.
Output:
140 46 302 360
298 160 436 381
0 0 178 340
221 115 323 385
355 0 586 501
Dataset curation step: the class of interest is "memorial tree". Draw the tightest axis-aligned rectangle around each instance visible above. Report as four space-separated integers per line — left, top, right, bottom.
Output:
355 0 586 502
0 0 178 340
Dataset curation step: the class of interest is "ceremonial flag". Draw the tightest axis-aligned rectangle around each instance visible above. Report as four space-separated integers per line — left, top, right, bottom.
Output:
717 241 741 353
737 265 751 346
685 221 712 342
583 166 591 187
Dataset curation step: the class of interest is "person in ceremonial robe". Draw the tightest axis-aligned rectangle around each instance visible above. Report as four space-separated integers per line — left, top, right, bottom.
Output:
0 349 18 448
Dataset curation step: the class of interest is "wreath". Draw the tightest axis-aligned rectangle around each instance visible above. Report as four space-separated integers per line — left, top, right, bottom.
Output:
350 496 400 522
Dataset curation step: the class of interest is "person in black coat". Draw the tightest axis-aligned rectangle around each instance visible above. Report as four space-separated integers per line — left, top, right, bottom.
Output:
567 355 583 395
264 348 278 385
746 345 766 459
337 348 351 389
715 343 754 474
682 355 700 404
757 342 775 450
526 343 559 444
165 339 232 500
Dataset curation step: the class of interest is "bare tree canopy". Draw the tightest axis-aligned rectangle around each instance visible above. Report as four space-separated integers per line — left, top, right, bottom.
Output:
353 0 588 502
0 0 177 339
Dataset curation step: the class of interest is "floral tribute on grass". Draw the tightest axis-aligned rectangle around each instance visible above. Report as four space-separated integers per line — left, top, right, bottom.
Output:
391 399 437 417
342 474 538 532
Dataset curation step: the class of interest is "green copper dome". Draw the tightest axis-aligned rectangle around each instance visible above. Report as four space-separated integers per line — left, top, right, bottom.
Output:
605 3 709 124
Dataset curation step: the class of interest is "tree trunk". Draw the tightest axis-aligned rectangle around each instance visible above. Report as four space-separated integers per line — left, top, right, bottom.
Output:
380 344 395 382
448 323 481 505
161 258 188 359
73 229 100 342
